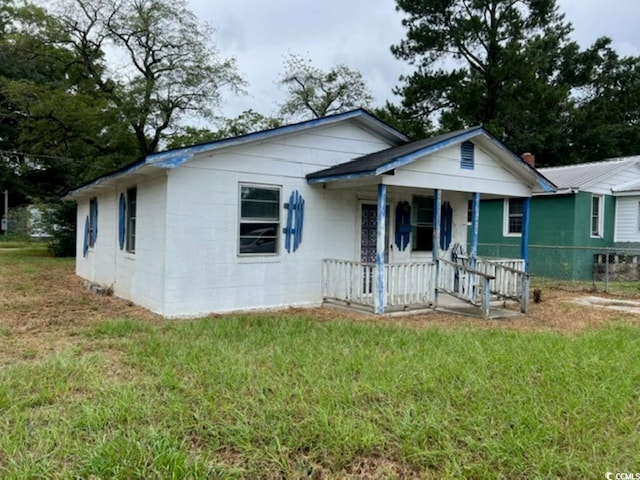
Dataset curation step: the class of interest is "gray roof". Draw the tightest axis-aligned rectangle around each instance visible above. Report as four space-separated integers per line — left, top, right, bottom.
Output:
539 156 640 190
307 126 483 181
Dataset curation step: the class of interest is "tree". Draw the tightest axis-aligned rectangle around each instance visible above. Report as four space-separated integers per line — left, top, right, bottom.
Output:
566 38 640 163
278 54 373 120
166 110 283 149
391 0 579 162
48 0 245 157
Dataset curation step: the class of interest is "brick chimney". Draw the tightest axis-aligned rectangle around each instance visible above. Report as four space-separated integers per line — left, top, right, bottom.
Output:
521 152 535 167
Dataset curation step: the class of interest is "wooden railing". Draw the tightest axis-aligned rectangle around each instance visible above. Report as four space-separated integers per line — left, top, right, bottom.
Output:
476 258 527 302
322 259 375 307
386 262 436 307
438 258 495 317
322 259 436 309
322 257 529 317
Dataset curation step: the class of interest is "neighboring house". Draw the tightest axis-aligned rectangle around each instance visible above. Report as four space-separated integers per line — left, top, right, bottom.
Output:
66 109 552 318
474 156 640 280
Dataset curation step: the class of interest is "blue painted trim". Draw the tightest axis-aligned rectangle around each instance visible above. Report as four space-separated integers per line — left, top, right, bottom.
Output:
470 192 480 267
375 184 387 315
284 191 294 253
432 189 441 307
521 197 531 271
432 189 441 262
147 109 409 168
118 193 126 250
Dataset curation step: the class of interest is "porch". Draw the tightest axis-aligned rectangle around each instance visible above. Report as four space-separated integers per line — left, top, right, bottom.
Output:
321 256 529 319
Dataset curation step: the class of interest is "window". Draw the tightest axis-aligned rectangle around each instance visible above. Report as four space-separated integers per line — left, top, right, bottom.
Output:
467 199 473 224
460 141 475 170
126 187 137 252
239 184 280 255
505 198 524 236
591 195 603 237
88 197 98 247
412 196 433 251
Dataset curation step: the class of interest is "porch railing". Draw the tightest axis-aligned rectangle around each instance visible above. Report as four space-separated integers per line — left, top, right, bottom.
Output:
322 259 436 309
322 257 529 316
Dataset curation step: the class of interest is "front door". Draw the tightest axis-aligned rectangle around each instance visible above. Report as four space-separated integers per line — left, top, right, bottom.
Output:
360 204 389 293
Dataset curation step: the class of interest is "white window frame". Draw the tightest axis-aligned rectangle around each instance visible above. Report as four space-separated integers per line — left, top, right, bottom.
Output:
88 197 98 248
238 183 281 256
503 198 523 237
591 194 604 238
126 187 137 253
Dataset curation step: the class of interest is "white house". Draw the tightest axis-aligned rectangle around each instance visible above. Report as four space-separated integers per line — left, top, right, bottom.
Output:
67 109 554 318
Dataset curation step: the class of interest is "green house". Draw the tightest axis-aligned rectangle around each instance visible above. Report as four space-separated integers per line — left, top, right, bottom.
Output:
474 156 640 280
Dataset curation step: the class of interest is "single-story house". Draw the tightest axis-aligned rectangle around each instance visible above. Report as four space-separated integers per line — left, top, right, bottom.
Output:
474 155 640 280
67 109 554 318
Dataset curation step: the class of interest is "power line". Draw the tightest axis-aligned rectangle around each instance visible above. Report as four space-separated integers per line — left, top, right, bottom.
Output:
0 149 78 162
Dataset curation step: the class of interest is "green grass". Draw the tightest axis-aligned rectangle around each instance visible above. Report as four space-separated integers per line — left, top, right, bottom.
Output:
1 316 639 478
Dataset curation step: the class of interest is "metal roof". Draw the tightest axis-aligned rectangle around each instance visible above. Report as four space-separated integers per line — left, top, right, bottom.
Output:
539 156 640 191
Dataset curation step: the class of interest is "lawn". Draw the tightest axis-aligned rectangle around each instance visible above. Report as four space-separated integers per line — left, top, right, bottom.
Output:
1 243 639 478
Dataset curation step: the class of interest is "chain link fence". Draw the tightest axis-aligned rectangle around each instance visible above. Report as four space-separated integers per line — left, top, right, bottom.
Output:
477 243 640 295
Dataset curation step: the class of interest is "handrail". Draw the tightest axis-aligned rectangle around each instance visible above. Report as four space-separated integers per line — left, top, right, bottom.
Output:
439 258 495 280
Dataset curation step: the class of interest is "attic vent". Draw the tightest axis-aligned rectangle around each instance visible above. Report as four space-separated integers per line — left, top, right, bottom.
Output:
461 141 475 170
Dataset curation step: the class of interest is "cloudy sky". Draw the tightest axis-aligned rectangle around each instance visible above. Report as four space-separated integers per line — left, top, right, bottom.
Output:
187 0 640 119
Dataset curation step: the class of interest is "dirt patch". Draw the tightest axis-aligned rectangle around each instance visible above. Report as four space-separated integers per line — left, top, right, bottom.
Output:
1 255 639 364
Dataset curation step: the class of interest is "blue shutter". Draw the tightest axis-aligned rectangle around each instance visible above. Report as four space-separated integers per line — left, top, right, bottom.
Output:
283 190 305 253
461 141 474 170
118 193 126 250
440 201 453 250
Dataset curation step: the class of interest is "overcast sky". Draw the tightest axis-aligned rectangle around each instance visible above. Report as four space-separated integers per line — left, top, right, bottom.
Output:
187 0 640 119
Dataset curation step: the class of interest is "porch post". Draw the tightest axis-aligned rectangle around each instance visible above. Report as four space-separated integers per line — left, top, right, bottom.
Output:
470 192 480 268
375 183 387 314
433 189 441 307
520 196 531 313
520 197 531 271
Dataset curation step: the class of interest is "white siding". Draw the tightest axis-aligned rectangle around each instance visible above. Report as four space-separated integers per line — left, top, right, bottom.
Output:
75 190 117 287
383 144 531 197
615 196 640 242
161 123 390 317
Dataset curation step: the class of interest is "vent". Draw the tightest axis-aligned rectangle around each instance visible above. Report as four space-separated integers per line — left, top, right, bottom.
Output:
461 141 475 170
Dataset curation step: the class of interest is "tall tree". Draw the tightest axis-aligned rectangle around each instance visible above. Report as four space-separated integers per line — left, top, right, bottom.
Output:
278 54 373 120
392 0 578 162
47 0 245 157
567 38 640 163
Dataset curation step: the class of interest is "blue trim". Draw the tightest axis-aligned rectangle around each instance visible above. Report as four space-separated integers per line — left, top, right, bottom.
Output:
432 190 441 261
521 197 531 271
147 109 409 168
470 192 480 266
118 193 126 250
440 201 453 250
375 184 387 315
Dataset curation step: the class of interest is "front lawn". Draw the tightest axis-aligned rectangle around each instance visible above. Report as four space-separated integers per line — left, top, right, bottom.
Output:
0 245 639 478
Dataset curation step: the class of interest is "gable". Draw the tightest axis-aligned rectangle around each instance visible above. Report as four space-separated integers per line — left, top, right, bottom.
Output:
384 143 532 197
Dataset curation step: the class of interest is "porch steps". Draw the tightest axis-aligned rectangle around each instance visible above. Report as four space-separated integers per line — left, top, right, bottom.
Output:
436 293 523 320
